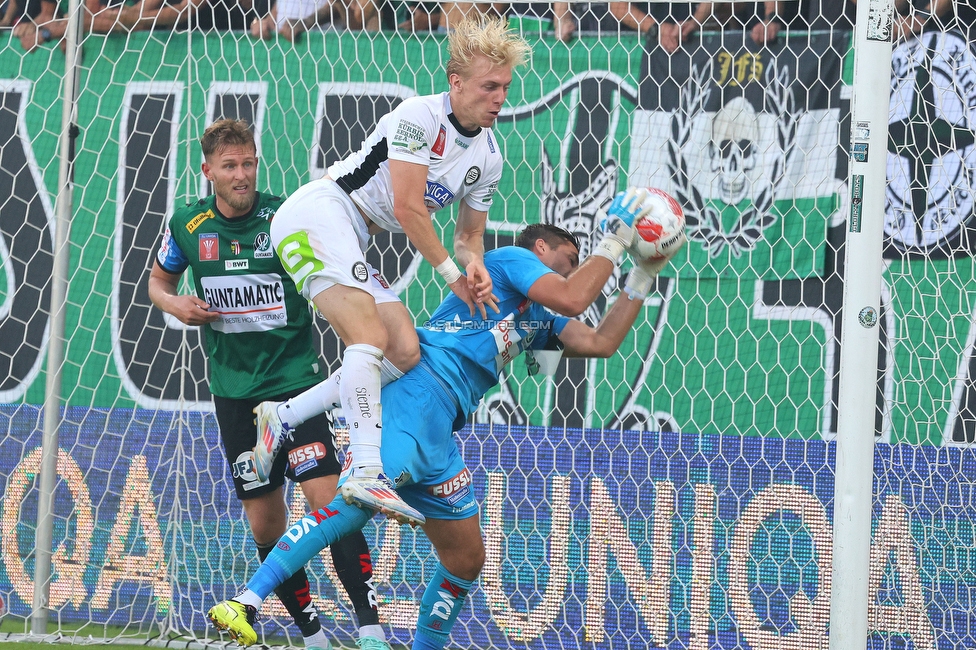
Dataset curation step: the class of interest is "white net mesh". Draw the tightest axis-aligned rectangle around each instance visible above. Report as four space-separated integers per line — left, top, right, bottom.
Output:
1 2 975 648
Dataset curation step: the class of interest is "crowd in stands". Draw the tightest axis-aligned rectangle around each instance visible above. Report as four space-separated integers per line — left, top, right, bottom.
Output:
2 0 973 54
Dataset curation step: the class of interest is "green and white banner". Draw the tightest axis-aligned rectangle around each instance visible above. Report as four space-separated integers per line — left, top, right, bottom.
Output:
3 31 976 444
630 32 848 279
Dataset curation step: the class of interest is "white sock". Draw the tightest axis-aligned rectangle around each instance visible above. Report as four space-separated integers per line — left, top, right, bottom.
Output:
235 589 263 608
380 357 404 384
359 624 386 641
341 343 384 468
278 372 341 429
278 358 405 430
303 629 330 648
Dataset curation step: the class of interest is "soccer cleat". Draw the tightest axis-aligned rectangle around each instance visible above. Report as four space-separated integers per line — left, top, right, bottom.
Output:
253 401 291 483
356 636 392 650
208 599 258 647
306 644 333 650
340 467 426 526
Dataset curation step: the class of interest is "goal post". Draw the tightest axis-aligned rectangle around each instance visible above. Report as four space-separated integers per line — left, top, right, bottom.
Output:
829 0 896 646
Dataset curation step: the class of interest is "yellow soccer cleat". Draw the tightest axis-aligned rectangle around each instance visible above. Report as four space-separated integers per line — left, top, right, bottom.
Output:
208 599 258 646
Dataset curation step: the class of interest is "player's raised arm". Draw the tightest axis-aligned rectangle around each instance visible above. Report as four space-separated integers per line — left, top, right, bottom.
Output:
389 158 484 316
526 188 655 316
455 201 499 316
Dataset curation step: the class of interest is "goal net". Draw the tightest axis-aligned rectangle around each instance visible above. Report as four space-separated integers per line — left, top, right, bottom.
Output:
0 5 974 649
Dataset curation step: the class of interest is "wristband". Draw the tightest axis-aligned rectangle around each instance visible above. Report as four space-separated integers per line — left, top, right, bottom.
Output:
434 257 463 284
592 236 625 263
624 265 654 301
40 27 52 42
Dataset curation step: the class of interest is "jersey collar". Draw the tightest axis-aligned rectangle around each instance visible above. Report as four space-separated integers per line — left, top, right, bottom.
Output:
448 112 482 138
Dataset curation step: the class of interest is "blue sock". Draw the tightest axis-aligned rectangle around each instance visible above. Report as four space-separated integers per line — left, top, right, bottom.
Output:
412 564 474 650
247 498 371 599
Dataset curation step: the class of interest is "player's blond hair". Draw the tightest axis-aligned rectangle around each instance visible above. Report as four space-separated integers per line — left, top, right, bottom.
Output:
200 119 255 158
446 16 531 79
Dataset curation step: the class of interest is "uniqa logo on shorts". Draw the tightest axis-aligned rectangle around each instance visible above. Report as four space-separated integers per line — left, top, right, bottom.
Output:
283 506 341 543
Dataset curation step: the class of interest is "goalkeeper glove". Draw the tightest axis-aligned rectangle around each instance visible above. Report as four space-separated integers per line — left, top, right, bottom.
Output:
624 228 686 300
593 187 652 263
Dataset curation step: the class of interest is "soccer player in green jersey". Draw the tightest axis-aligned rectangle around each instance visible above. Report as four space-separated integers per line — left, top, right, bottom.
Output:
148 119 390 650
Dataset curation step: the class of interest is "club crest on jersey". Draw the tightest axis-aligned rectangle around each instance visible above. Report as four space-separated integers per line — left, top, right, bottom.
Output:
230 239 241 255
352 261 369 283
254 232 274 258
424 182 455 210
464 167 480 186
199 233 219 261
432 125 447 156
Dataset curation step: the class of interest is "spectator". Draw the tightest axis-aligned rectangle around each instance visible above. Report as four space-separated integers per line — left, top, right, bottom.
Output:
792 0 854 30
10 0 63 51
507 2 574 41
892 0 976 40
438 1 503 31
608 1 657 36
651 1 782 53
249 0 379 39
397 1 440 31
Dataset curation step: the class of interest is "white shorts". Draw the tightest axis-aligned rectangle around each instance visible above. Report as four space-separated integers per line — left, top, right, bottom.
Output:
270 179 398 305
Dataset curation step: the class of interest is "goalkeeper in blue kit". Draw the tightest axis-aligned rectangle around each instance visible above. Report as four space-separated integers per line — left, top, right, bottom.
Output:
207 189 685 650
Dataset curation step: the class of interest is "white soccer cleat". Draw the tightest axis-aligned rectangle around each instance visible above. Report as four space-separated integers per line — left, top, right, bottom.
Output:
340 467 426 526
252 401 291 483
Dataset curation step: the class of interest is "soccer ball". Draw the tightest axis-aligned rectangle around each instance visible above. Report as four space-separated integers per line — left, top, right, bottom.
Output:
631 188 686 260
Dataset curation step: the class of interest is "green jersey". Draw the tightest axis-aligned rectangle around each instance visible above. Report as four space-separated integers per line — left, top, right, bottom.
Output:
156 192 322 399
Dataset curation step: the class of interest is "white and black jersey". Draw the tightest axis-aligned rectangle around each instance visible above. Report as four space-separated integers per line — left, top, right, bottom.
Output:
328 92 503 233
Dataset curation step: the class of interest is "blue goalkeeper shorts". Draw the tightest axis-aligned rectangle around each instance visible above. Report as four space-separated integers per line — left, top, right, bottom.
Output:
341 361 478 521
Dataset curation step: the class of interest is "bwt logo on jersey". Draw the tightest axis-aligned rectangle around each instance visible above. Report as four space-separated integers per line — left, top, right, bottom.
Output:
289 442 327 475
424 182 455 209
429 468 472 505
284 506 341 543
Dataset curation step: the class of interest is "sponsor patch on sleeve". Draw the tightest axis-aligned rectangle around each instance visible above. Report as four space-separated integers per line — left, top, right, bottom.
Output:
432 125 447 156
391 119 428 153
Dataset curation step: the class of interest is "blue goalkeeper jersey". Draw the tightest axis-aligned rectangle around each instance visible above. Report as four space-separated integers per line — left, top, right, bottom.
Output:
417 246 571 418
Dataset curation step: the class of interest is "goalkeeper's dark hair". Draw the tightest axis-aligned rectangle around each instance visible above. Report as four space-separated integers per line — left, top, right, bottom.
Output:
200 119 255 158
514 224 580 252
